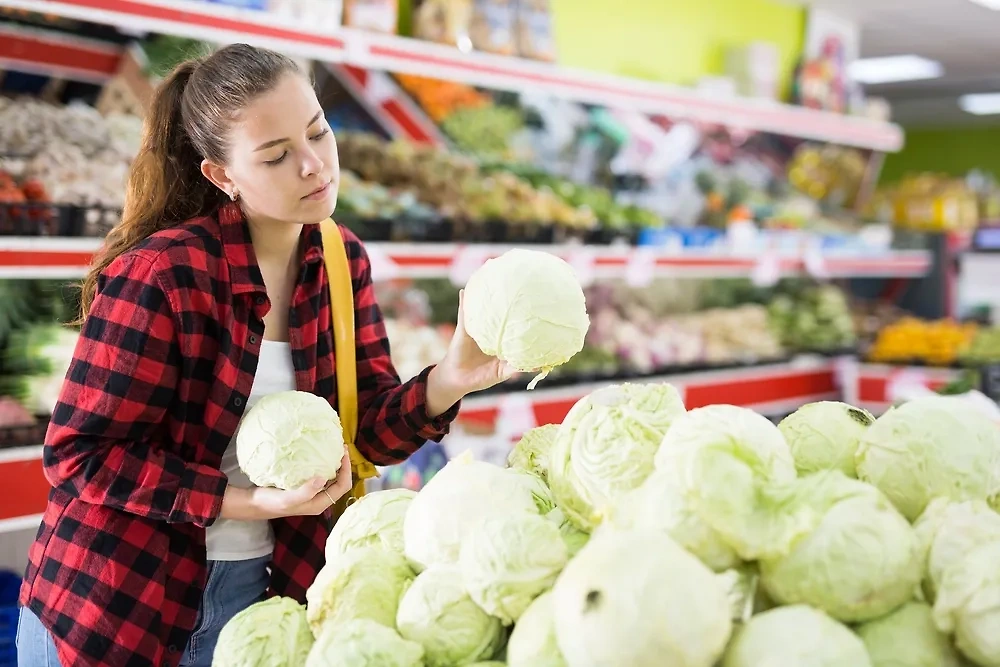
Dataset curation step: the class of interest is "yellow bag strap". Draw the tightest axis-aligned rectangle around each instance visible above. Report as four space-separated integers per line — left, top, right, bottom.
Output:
320 219 379 508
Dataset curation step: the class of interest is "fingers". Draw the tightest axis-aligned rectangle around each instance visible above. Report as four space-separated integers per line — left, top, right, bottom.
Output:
454 289 467 338
289 476 326 504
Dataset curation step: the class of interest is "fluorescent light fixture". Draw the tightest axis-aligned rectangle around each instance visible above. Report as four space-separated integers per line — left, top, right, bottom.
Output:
848 55 943 85
960 93 1000 115
968 0 1000 10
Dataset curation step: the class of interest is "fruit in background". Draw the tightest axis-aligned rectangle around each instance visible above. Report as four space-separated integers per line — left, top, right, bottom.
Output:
959 327 1000 365
868 318 978 366
394 74 491 123
767 285 855 352
441 105 525 159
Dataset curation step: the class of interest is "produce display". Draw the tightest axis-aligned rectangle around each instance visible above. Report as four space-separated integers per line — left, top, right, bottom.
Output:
0 98 142 211
767 284 856 353
213 388 1000 667
868 318 979 366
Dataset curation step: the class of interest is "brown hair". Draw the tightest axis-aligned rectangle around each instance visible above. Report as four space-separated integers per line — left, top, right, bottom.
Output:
76 44 302 322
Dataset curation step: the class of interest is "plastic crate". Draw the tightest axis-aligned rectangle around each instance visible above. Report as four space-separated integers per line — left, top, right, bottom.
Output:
0 571 22 667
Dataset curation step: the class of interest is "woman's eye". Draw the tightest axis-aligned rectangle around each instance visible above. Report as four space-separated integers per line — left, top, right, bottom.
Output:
264 151 288 165
310 129 330 142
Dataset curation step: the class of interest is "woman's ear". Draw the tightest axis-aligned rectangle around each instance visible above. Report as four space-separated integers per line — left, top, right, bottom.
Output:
200 159 235 199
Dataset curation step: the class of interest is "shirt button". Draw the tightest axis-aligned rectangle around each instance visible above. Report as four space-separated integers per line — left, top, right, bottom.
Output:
249 335 258 344
255 296 266 305
234 397 243 407
168 645 178 653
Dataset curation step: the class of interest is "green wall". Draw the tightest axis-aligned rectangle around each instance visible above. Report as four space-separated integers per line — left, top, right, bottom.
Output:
881 125 1000 183
550 0 806 90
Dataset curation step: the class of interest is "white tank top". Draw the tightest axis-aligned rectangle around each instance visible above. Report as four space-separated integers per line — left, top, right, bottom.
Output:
206 340 296 561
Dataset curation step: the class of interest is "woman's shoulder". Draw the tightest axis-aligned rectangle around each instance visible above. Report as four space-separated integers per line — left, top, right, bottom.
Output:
108 214 224 276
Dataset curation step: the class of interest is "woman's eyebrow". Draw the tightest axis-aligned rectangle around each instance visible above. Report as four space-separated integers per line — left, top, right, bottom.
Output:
253 111 324 152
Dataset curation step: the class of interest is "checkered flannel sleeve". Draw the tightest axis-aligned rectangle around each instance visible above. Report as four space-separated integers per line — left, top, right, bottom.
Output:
346 233 460 465
43 254 228 526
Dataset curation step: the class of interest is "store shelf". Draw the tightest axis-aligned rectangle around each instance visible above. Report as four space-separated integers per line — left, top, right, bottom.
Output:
0 358 844 531
458 358 840 433
0 236 934 281
0 21 122 83
839 361 965 414
0 0 904 151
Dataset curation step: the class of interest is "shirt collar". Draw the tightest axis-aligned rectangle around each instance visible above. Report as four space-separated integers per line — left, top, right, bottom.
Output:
218 202 325 296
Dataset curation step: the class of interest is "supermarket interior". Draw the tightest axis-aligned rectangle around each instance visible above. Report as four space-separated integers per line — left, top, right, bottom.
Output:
2 0 1000 665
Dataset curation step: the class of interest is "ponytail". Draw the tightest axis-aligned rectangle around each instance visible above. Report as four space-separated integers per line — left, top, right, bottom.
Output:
77 44 303 323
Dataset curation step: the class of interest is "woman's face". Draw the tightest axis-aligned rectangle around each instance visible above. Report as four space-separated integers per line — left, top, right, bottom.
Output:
204 72 340 226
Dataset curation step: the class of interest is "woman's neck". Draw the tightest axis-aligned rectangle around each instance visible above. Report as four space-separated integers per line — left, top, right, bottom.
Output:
245 214 303 271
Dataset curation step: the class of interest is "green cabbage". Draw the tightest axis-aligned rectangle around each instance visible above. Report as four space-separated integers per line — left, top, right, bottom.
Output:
403 453 549 571
548 382 685 530
654 404 798 560
856 395 1000 521
856 602 961 667
459 513 568 624
508 424 559 480
722 605 872 667
551 527 731 667
506 591 566 667
236 390 345 490
303 619 423 667
305 547 414 636
396 564 505 667
463 248 590 388
325 488 415 560
778 401 873 476
760 472 921 622
607 468 739 572
913 498 1000 600
933 539 1000 666
544 507 590 557
212 596 313 667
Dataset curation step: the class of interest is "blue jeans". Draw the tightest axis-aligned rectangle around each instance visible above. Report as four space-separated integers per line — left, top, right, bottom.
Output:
15 555 270 667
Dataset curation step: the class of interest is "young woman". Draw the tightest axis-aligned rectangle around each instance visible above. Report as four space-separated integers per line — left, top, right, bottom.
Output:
16 44 515 667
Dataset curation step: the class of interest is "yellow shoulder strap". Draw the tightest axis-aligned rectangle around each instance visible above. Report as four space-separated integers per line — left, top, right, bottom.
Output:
319 219 378 508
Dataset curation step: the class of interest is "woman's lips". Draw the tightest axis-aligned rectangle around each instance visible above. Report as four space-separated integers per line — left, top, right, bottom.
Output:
302 181 332 201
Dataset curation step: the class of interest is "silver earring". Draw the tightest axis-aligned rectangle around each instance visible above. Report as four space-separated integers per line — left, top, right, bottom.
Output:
230 188 240 202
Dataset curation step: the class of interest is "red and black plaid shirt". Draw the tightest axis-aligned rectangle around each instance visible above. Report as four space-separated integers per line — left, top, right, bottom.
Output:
19 202 458 667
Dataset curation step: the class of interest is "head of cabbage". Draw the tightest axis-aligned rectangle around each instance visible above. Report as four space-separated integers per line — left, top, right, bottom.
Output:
547 382 685 530
508 424 559 480
459 513 568 624
856 602 961 667
212 596 313 667
778 401 873 477
856 395 1000 521
506 591 566 667
653 404 797 560
403 452 553 571
722 605 871 667
759 471 921 623
462 248 590 388
396 564 505 667
607 468 739 572
932 539 1000 666
913 498 1000 600
305 546 414 636
236 390 345 490
551 527 732 667
325 488 415 561
303 619 423 667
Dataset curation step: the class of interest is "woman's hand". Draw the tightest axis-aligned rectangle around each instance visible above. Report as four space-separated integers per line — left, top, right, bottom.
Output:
425 289 519 418
221 450 353 520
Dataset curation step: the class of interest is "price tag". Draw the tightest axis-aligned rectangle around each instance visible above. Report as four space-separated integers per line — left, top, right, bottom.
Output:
449 246 492 287
751 252 781 287
803 239 828 279
565 246 597 288
496 393 538 440
625 247 657 288
365 245 400 282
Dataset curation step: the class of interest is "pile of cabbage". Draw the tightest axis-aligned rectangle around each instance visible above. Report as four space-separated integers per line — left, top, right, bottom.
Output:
213 388 1000 667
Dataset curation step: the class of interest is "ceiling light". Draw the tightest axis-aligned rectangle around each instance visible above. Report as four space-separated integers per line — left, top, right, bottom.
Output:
968 0 1000 10
960 93 1000 115
848 55 944 85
